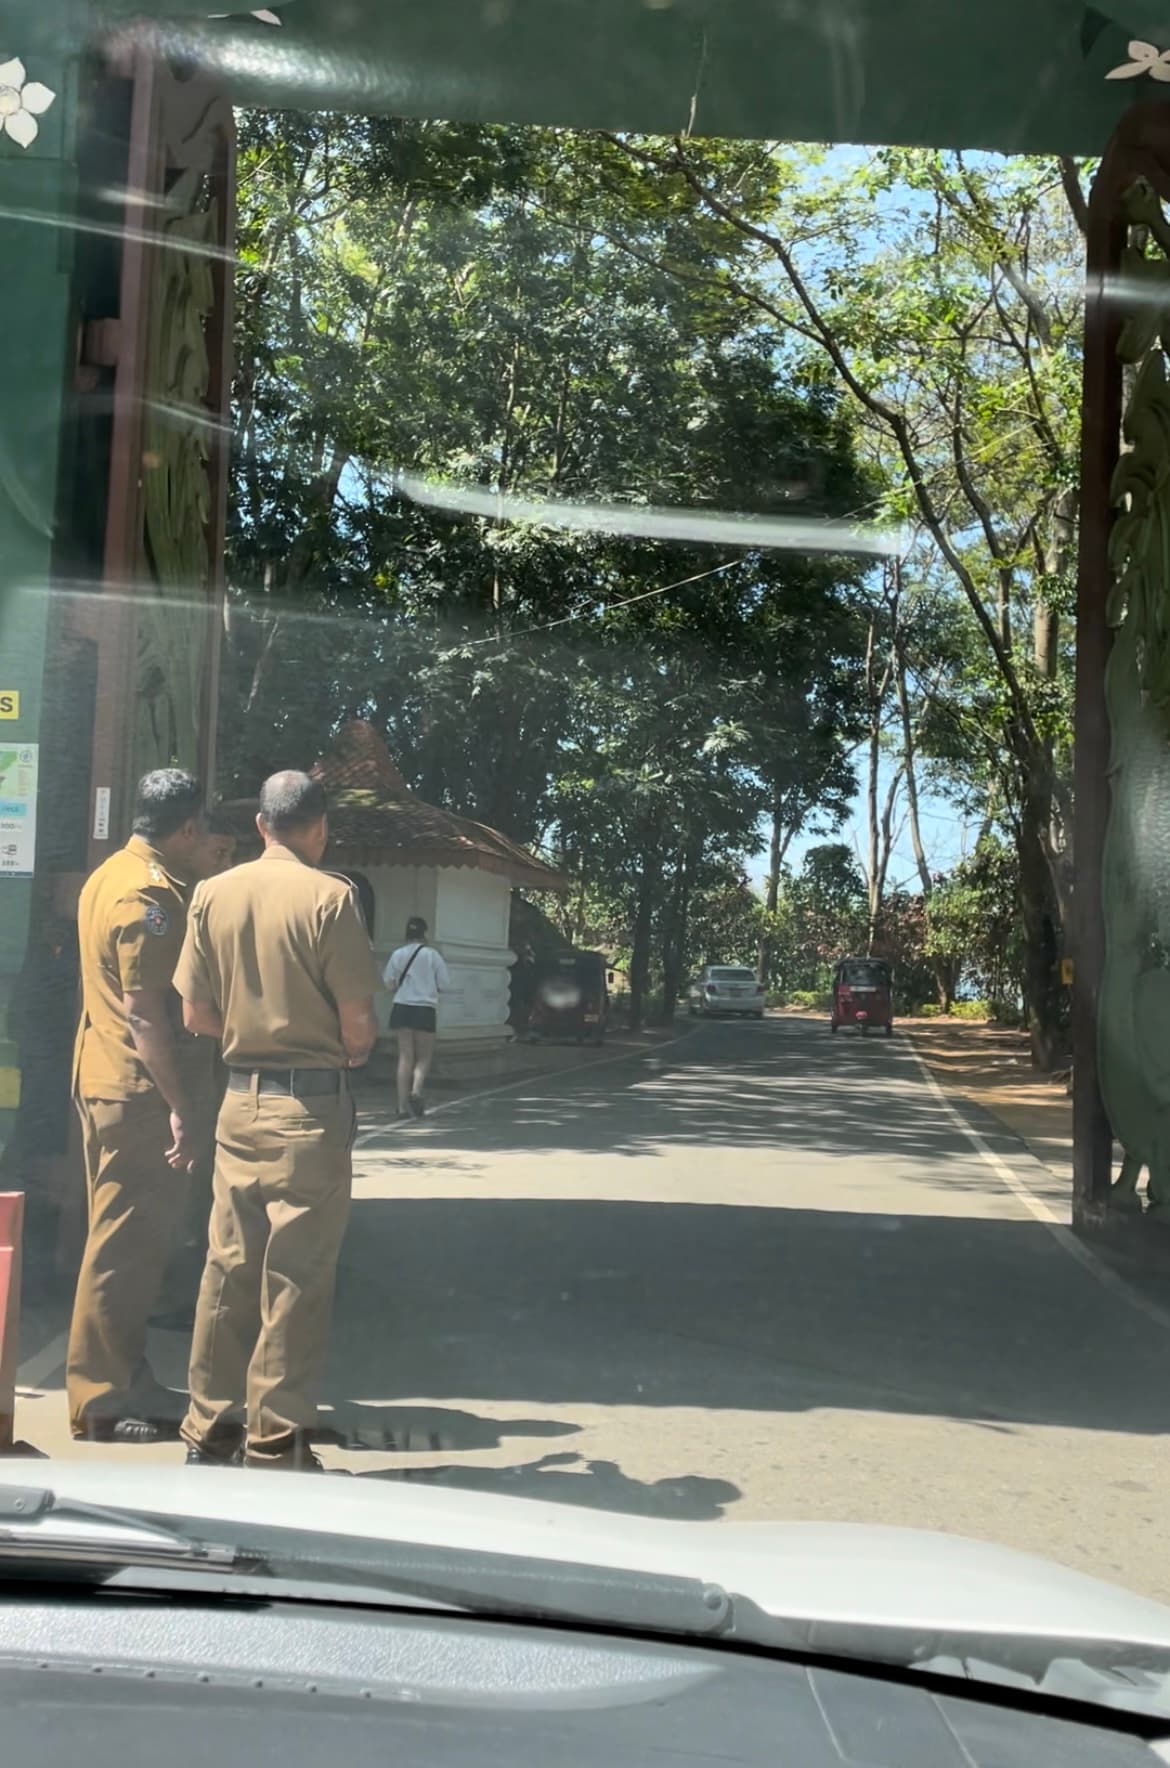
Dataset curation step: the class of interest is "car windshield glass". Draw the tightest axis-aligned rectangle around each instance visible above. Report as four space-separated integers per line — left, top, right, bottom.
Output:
3 0 1168 1722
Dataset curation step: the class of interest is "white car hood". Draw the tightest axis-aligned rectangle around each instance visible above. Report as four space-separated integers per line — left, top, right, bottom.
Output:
3 1457 1170 1651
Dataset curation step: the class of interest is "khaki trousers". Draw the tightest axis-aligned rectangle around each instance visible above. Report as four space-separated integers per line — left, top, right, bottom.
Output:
181 1081 355 1463
66 1093 189 1434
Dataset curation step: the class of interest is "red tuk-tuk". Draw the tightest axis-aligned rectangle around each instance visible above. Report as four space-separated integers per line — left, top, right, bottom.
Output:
830 957 893 1037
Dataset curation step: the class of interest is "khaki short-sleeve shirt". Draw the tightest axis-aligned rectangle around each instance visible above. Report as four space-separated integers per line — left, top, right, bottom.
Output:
174 846 380 1070
74 835 198 1101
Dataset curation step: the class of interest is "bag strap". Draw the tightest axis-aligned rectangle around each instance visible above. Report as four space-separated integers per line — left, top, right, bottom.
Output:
393 943 424 995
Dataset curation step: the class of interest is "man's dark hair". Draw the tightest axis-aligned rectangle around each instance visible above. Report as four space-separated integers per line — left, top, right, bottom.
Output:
259 770 327 834
132 769 203 841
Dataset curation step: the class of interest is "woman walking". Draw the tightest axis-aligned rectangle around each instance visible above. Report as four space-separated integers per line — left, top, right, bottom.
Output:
384 916 450 1118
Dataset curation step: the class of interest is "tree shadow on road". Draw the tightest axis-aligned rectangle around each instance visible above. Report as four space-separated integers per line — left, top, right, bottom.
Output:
316 1399 579 1454
332 1193 1170 1439
357 1450 741 1521
353 1021 1030 1187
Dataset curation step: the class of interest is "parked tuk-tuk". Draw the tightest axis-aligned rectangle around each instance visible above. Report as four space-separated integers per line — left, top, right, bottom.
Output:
527 950 609 1045
830 957 893 1037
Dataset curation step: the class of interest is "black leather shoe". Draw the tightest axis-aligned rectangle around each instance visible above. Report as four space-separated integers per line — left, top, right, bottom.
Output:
185 1443 243 1467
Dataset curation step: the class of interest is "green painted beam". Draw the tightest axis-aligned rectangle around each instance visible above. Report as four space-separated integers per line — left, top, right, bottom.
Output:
94 0 1167 155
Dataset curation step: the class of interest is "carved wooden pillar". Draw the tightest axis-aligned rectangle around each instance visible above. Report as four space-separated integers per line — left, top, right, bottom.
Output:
1074 101 1170 1228
72 36 234 867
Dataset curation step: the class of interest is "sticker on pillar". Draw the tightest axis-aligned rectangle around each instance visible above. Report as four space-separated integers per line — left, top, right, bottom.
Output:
0 744 37 878
0 693 18 719
0 60 56 150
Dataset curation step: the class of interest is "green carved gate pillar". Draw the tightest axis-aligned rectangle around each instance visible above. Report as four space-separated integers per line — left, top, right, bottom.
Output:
0 18 234 1158
1075 103 1170 1230
0 4 82 1136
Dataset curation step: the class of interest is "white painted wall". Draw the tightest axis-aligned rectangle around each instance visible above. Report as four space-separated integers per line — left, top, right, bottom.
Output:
434 868 514 1041
363 863 513 1045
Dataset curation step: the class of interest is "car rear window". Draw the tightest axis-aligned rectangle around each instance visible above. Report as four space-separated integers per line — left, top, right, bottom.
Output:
843 963 887 987
710 968 758 981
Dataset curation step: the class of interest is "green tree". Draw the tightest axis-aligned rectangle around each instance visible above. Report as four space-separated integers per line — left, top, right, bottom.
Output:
585 135 1085 1067
927 837 1025 1017
223 113 874 1026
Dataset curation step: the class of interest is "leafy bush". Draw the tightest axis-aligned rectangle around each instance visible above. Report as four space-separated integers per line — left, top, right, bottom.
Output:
952 999 991 1020
788 989 831 1012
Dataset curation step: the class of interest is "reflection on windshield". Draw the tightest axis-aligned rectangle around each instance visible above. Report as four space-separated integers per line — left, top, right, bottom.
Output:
4 1 1170 1706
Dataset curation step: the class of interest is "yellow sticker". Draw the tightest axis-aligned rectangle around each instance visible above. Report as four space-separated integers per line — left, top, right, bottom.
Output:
1061 957 1075 986
0 691 19 720
0 1067 21 1109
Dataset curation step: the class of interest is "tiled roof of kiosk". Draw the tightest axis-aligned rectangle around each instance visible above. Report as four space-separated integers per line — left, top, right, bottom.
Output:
217 721 567 892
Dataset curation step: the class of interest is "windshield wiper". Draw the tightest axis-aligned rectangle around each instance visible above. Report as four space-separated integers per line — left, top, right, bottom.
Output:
0 1487 733 1639
235 1522 734 1637
7 1487 1169 1721
0 1485 244 1573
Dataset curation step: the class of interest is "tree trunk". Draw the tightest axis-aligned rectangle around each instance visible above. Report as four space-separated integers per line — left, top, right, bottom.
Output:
894 636 953 1009
1017 787 1065 1069
627 859 658 1031
658 847 693 1023
758 787 788 983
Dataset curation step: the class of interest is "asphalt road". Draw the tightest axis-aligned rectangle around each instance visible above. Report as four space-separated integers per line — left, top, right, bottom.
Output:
315 1014 1170 1600
18 1014 1170 1600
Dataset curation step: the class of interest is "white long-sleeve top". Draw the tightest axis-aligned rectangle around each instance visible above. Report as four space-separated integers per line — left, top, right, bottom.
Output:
383 942 450 1007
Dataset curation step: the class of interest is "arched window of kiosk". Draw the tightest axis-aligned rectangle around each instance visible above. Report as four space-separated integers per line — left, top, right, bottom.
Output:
328 870 375 941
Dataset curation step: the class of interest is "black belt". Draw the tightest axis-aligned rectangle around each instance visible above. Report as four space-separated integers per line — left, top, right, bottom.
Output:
227 1068 345 1097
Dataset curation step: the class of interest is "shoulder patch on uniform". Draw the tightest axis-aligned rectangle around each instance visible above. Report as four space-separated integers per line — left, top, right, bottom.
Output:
143 902 170 937
149 865 166 886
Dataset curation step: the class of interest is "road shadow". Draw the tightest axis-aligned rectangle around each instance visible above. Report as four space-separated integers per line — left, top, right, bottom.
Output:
315 1400 580 1454
352 1019 1025 1181
331 1192 1170 1438
358 1450 741 1521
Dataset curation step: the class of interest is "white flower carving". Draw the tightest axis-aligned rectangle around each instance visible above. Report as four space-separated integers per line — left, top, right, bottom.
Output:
1106 39 1170 81
0 57 56 149
207 9 283 21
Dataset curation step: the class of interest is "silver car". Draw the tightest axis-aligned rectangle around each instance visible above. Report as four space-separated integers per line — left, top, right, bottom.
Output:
688 965 766 1019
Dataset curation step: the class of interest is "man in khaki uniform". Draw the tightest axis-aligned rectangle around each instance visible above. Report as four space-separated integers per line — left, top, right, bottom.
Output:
174 771 379 1471
150 805 239 1332
67 769 213 1442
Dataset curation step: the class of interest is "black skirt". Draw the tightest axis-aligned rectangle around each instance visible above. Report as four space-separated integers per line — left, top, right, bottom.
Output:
390 1003 437 1033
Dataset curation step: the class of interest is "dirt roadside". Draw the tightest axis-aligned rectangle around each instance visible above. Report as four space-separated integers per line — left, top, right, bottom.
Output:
903 1016 1090 1193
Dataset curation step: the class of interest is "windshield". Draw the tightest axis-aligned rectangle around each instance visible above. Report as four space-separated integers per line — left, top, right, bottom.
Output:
2 0 1167 1723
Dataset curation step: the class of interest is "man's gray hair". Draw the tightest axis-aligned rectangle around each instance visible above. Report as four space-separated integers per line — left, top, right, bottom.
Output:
258 770 327 834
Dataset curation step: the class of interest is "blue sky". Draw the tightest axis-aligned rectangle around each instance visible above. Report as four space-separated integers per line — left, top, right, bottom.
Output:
747 758 972 895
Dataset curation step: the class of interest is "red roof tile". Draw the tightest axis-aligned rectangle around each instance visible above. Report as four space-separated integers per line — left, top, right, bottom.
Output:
221 722 567 893
310 720 410 798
